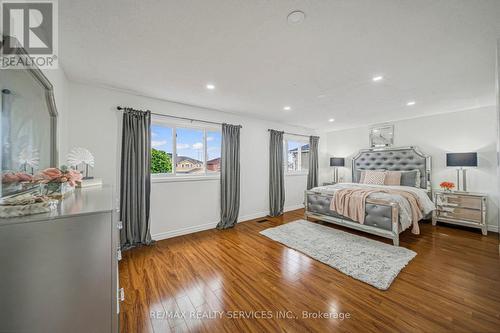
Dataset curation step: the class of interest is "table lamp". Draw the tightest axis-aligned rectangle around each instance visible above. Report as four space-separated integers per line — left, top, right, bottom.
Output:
330 157 345 183
446 152 477 192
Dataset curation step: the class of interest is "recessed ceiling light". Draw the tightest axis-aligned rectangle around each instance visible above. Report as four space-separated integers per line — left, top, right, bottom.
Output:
206 83 215 90
328 118 335 122
372 75 384 82
283 106 291 111
406 101 416 106
287 10 305 25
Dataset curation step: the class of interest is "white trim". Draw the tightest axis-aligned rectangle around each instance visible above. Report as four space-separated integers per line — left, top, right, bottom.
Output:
284 204 305 212
151 205 306 241
487 224 499 233
237 211 268 222
285 172 308 177
152 221 218 241
152 175 219 183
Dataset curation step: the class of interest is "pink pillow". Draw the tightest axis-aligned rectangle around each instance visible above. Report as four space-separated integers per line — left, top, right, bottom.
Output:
384 171 402 186
362 171 386 185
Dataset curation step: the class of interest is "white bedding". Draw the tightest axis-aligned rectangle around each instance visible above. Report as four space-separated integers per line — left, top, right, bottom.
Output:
310 183 435 231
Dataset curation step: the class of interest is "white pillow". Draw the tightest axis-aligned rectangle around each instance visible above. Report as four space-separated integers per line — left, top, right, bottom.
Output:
362 170 386 185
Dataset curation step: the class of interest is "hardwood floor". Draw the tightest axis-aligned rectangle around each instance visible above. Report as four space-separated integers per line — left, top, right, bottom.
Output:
119 209 500 333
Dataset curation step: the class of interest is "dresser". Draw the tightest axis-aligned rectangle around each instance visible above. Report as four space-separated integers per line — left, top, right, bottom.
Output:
0 186 121 333
432 190 488 235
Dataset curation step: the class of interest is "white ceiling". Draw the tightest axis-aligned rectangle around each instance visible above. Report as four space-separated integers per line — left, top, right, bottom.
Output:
59 0 500 130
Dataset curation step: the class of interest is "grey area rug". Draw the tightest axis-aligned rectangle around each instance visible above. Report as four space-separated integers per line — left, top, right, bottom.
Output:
260 220 416 290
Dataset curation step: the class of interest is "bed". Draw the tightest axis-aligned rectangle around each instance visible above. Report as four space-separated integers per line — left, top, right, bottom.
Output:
304 147 434 246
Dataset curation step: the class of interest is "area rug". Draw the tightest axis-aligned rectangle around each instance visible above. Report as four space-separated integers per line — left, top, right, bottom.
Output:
259 220 416 290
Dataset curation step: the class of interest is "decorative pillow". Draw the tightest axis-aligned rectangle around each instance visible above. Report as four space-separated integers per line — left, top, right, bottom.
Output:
359 170 365 183
384 171 402 186
362 171 386 185
400 169 421 187
357 169 385 183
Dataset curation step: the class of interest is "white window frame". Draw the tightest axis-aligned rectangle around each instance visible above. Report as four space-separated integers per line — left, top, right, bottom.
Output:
284 136 309 175
151 117 221 182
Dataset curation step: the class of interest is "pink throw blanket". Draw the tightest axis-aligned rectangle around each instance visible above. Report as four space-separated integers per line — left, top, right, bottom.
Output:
330 188 423 234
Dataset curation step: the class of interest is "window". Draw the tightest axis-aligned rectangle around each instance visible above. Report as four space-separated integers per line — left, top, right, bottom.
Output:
151 121 221 177
151 124 173 174
176 127 205 175
206 130 222 173
285 138 309 173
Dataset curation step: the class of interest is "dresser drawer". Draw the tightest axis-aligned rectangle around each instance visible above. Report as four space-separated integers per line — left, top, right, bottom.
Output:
438 194 482 210
436 207 482 223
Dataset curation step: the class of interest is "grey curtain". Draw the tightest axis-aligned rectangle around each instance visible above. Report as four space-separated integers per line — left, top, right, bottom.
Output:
217 123 241 229
269 130 285 216
307 136 320 190
120 108 153 249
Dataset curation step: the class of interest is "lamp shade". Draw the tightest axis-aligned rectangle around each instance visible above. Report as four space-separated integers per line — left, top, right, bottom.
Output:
446 152 478 167
330 157 345 167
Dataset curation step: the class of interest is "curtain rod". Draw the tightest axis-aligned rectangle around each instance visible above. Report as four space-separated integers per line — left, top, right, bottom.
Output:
116 106 242 128
267 129 310 138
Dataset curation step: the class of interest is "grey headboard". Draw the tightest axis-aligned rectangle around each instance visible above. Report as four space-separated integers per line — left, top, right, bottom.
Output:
352 147 431 191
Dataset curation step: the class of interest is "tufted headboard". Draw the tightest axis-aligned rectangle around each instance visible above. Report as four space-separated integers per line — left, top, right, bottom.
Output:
351 146 431 191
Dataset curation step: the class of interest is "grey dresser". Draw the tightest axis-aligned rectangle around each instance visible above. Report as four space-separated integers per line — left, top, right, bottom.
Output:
432 190 488 235
0 186 121 333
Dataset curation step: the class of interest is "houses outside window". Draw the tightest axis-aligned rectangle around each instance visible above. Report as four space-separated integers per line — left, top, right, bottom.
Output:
285 138 309 174
206 130 222 173
151 120 221 178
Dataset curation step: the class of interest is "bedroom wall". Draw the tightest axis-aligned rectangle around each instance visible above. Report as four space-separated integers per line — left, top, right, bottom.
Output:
65 81 317 239
322 106 499 231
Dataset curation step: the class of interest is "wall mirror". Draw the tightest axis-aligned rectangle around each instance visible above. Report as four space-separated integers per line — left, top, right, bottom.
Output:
0 48 58 198
369 124 394 148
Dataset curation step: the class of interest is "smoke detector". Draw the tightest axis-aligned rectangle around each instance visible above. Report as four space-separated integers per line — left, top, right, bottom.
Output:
287 10 305 25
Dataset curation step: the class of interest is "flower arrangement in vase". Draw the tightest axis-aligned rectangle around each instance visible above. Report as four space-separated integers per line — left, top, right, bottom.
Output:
35 166 83 199
2 171 35 193
439 181 455 192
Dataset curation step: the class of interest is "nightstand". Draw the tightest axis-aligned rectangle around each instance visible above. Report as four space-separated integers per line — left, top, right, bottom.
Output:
432 191 487 235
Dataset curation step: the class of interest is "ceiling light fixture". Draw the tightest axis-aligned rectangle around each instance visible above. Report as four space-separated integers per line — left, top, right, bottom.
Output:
287 10 305 25
328 118 335 122
372 75 384 82
283 106 291 111
406 101 416 106
206 83 215 90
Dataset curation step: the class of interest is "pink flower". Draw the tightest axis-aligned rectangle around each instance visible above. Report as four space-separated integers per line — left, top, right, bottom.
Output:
15 172 33 182
34 167 83 187
66 169 83 187
40 168 62 181
2 173 19 183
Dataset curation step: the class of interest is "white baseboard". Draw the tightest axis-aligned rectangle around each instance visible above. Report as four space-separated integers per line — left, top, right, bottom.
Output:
284 204 305 212
237 211 268 222
152 221 218 241
151 204 307 241
237 204 305 222
487 224 499 233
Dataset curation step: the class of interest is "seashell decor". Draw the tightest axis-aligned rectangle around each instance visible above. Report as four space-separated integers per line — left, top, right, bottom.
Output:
18 146 40 172
67 147 95 179
67 147 95 168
